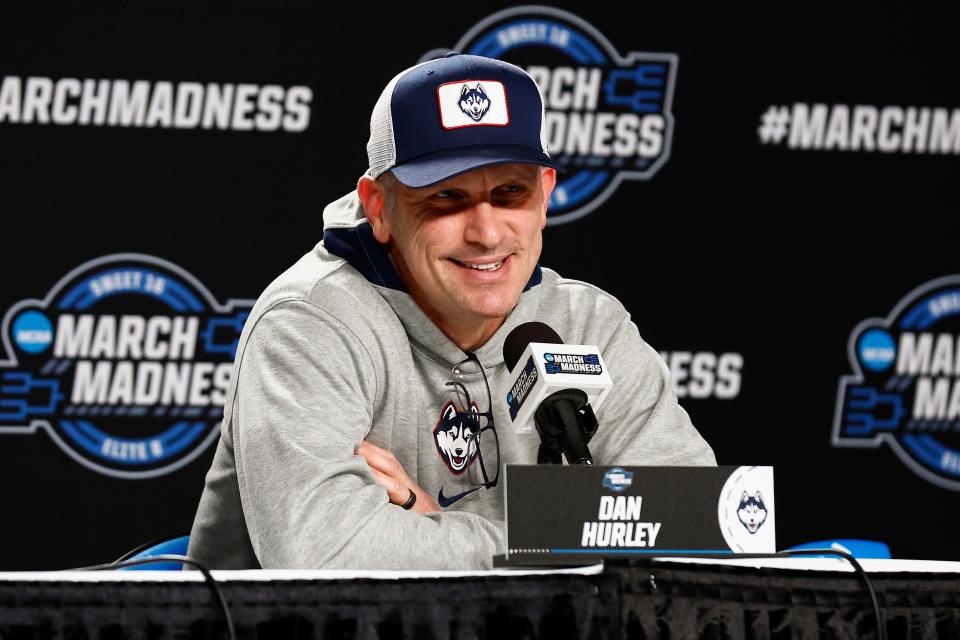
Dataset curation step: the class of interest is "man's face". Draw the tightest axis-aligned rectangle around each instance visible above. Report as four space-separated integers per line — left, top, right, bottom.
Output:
366 164 556 344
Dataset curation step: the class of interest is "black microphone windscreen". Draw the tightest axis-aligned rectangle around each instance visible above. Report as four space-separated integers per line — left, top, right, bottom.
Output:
503 321 563 372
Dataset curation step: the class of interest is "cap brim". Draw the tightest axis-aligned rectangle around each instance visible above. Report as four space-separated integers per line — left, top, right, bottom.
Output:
390 144 563 188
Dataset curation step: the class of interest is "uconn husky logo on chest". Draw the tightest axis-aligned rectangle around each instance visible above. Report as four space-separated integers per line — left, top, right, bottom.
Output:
433 401 478 474
458 84 491 121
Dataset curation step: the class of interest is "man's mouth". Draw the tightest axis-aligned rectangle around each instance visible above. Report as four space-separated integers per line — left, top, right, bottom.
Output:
451 256 507 272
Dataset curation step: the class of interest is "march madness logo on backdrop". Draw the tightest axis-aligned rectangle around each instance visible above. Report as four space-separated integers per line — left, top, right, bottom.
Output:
834 275 960 491
425 6 677 225
0 254 253 478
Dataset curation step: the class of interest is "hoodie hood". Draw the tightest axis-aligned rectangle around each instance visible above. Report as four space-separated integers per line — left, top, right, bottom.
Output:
321 191 408 291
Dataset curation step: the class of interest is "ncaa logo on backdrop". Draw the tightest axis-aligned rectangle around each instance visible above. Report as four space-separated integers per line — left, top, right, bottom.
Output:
834 276 960 491
0 254 253 478
425 6 676 225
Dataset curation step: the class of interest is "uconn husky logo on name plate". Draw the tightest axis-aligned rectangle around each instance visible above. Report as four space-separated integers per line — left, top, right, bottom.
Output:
718 466 775 552
424 6 678 225
0 254 254 478
737 491 768 534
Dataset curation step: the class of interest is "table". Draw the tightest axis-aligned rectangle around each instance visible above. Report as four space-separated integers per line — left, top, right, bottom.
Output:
0 559 957 639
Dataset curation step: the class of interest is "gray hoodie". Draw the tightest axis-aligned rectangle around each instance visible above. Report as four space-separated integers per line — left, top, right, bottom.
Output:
187 191 716 570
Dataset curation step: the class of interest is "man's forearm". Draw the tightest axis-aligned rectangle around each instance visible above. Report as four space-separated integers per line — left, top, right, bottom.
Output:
243 475 504 570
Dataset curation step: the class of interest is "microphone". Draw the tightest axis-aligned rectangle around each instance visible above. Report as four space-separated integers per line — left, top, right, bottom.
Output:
502 322 613 465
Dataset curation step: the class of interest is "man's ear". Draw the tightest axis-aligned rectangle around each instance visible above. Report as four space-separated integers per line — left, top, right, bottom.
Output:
357 175 391 243
539 167 557 230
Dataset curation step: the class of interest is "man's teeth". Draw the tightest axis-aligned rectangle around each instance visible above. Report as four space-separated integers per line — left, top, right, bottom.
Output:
462 259 504 271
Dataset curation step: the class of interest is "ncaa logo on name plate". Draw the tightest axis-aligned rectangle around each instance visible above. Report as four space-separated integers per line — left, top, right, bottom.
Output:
0 254 254 478
423 6 678 225
603 467 633 492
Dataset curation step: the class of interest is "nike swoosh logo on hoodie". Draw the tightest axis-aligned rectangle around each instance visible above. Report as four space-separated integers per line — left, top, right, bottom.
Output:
437 486 481 508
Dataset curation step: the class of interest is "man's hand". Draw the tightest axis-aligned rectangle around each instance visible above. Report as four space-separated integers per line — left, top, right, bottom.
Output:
356 441 440 514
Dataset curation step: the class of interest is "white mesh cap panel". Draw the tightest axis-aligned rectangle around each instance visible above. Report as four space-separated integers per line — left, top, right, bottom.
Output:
517 65 552 157
366 60 435 179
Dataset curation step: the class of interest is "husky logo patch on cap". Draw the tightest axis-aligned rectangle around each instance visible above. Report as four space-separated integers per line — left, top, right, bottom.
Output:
438 79 509 129
458 83 492 121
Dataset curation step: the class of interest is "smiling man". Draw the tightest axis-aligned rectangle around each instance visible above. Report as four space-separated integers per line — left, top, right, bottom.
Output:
359 164 552 351
188 54 715 570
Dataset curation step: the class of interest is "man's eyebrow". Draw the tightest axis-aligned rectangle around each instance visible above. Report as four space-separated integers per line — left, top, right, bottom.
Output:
503 176 538 185
405 168 540 199
509 166 543 179
493 170 539 184
404 186 454 205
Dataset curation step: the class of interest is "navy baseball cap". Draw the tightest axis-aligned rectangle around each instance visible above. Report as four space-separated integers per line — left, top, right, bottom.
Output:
366 53 560 188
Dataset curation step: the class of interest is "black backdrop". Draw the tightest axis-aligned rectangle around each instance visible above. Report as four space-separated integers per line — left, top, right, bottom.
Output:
1 5 958 570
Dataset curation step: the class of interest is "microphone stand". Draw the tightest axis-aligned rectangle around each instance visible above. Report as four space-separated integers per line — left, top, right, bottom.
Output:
534 389 599 465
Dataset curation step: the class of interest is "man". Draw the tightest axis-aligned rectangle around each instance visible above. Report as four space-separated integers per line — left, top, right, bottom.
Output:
188 53 714 570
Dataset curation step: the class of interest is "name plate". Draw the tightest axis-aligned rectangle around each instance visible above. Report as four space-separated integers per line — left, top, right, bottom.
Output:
504 465 775 562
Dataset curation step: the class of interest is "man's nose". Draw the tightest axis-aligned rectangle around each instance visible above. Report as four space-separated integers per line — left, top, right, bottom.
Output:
462 201 505 249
